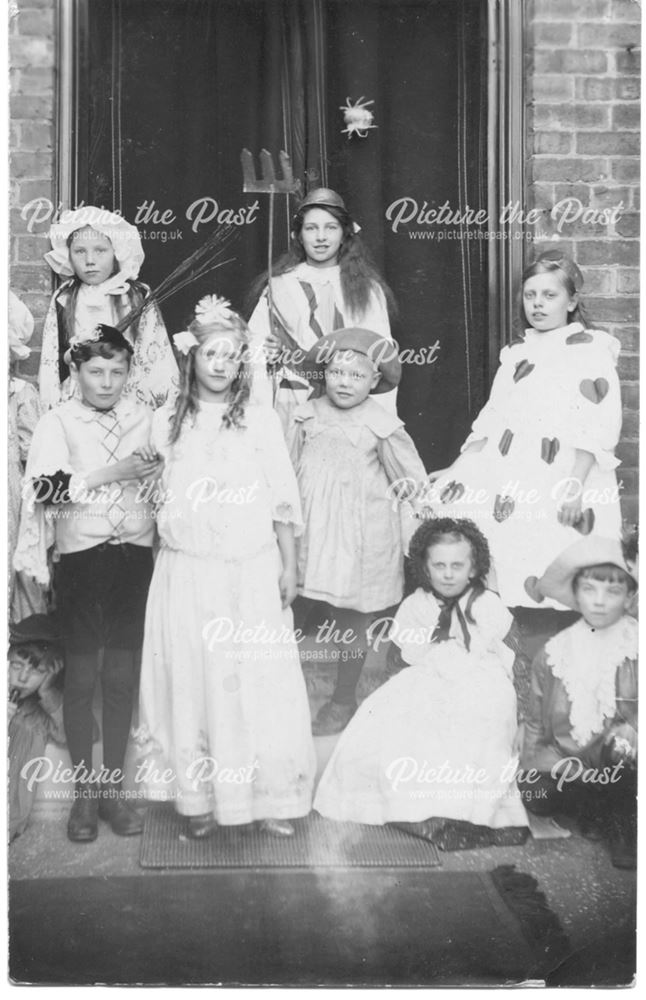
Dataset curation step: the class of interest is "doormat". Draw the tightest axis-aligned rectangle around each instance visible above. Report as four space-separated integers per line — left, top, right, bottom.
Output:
9 866 573 986
139 803 442 868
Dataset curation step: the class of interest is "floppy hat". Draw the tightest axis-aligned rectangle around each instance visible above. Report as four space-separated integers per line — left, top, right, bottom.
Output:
292 327 401 394
524 536 636 610
44 206 145 280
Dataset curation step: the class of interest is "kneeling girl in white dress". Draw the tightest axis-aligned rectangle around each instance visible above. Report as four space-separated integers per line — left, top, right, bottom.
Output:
314 517 529 849
135 295 316 839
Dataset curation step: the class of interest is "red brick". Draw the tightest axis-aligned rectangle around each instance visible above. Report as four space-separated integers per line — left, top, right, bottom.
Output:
589 186 630 209
615 49 641 73
10 94 52 118
620 495 639 526
9 36 54 68
614 213 640 238
577 132 639 155
612 0 644 20
533 133 573 155
612 159 640 181
532 0 610 17
616 268 640 293
616 440 639 466
587 296 639 323
19 122 53 150
9 265 53 295
15 67 54 96
15 179 55 206
532 158 608 183
574 77 614 102
632 189 639 210
578 239 639 267
553 184 591 206
533 104 609 130
621 383 639 413
10 151 53 178
580 269 614 294
612 105 641 129
618 354 640 380
621 410 640 438
533 24 574 46
532 50 608 74
614 77 641 100
16 8 55 36
615 325 640 351
530 75 574 102
578 23 641 47
15 233 51 262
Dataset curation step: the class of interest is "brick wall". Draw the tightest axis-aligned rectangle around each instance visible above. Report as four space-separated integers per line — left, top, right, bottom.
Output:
9 0 56 379
526 0 640 524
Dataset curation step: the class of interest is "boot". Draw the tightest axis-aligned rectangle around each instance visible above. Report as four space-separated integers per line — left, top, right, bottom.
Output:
67 784 99 843
98 784 144 836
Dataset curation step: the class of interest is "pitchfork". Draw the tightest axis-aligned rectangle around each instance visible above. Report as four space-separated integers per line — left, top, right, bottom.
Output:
241 149 302 396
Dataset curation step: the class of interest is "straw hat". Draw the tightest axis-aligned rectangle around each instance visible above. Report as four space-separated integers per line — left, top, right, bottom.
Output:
292 327 401 395
524 536 637 610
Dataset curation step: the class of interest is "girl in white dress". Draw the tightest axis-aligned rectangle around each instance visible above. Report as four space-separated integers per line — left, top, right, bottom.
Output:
314 518 529 850
39 206 178 410
135 295 315 839
428 252 622 610
247 187 397 423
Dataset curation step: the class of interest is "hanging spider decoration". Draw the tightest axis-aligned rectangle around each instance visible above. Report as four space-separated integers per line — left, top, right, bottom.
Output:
340 96 377 139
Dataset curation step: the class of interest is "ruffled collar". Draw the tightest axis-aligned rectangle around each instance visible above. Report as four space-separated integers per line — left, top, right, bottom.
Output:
295 394 403 440
546 616 637 746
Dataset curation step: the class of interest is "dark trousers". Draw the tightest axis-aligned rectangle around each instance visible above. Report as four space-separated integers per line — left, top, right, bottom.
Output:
518 766 637 827
293 597 371 705
56 544 153 782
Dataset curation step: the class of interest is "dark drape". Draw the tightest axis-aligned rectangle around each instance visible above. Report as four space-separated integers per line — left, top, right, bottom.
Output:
76 0 489 466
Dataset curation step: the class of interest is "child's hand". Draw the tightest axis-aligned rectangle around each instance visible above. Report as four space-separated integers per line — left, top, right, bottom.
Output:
8 699 18 721
278 565 297 609
603 721 637 765
134 444 162 464
114 452 164 482
557 495 583 527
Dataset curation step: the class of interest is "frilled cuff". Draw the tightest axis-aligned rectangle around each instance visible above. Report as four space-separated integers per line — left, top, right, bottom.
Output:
273 501 303 536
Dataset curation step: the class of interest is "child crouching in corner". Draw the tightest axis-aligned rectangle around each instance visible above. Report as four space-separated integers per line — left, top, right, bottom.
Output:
519 537 637 869
8 614 65 841
14 324 162 843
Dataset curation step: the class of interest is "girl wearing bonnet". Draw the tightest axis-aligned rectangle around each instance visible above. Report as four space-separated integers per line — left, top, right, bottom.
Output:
38 206 178 410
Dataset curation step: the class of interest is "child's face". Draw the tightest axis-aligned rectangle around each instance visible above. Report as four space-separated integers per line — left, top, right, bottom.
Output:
194 332 243 401
575 575 633 629
73 352 131 410
9 652 49 700
522 272 577 332
69 227 117 285
324 350 380 409
426 539 475 598
299 208 344 267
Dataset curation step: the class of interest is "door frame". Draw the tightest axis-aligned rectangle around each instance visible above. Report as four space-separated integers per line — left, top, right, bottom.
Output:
55 0 526 379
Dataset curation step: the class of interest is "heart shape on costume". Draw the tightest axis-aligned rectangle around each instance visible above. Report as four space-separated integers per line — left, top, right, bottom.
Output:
566 331 593 345
493 495 515 522
513 360 535 383
524 576 545 604
573 508 595 536
440 480 466 504
540 437 560 464
579 378 609 404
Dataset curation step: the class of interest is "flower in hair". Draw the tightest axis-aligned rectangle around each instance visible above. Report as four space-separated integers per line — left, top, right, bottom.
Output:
172 330 199 355
194 294 233 326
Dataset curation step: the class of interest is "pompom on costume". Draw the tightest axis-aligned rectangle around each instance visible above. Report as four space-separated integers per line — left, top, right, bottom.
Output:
432 322 623 608
39 207 178 410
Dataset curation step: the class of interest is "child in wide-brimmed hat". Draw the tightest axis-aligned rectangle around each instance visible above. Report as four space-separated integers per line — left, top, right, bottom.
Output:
518 536 638 869
285 327 427 735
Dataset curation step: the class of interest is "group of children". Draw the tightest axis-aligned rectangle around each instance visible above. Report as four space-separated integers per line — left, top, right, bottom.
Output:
8 190 637 870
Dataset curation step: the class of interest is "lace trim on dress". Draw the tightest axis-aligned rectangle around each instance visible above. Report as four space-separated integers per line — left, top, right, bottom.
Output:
546 616 637 746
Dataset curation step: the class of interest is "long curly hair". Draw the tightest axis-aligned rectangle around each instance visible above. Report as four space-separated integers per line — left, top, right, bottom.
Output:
408 517 491 623
246 202 397 321
168 311 252 445
518 251 589 331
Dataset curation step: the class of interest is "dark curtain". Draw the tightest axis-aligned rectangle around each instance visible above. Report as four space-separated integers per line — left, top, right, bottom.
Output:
77 0 489 467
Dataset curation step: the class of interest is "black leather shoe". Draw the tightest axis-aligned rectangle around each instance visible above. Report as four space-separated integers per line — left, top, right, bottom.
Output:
67 790 99 843
98 792 144 836
187 814 218 839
